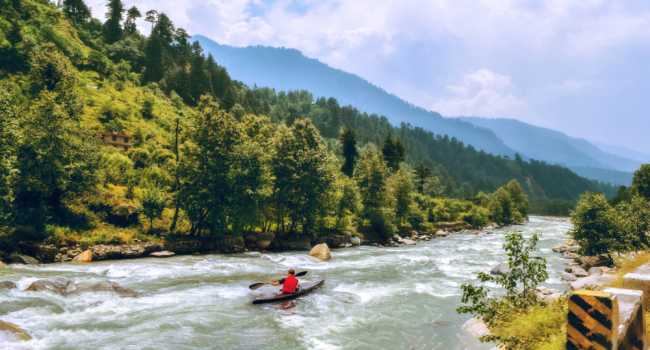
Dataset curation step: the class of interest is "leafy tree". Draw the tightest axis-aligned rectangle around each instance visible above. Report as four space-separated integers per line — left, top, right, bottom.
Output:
0 84 19 229
141 184 166 232
382 135 405 172
615 195 650 248
141 98 155 119
272 118 332 235
611 185 632 206
458 232 548 323
632 164 650 201
179 96 243 236
389 168 414 228
63 0 91 26
123 6 141 35
103 0 124 44
571 192 622 255
415 163 431 194
355 145 394 241
505 179 528 218
339 127 357 177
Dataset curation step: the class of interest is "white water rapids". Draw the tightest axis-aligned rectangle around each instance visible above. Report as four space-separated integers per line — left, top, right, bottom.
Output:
0 216 572 349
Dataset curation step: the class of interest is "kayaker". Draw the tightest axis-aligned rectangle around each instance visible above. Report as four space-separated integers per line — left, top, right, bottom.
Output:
278 269 299 294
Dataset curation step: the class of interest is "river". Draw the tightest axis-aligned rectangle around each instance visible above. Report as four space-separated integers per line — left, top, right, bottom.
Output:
0 216 572 350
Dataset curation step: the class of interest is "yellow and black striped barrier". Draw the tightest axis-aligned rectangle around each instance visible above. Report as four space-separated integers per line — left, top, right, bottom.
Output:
567 288 645 350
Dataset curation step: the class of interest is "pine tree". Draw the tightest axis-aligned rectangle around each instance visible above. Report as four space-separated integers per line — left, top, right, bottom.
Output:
415 163 432 193
142 32 163 83
123 6 141 35
339 128 357 177
382 135 405 172
103 0 124 44
62 0 91 26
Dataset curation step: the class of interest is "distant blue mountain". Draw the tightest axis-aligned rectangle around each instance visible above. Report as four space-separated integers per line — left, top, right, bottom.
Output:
193 35 516 156
459 117 639 186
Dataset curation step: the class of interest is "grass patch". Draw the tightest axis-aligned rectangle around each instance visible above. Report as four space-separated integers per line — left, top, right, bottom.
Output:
608 251 650 287
488 299 566 350
49 224 159 248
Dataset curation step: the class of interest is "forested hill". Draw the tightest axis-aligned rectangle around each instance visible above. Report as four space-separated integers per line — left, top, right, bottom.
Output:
0 0 614 253
193 35 516 157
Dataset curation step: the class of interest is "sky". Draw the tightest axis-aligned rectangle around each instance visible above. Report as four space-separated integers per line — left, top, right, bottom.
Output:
85 0 650 152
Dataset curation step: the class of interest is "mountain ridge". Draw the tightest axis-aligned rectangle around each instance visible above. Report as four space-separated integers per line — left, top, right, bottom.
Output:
459 117 639 185
193 35 517 157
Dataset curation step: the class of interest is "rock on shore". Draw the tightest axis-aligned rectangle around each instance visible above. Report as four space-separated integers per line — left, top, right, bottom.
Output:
73 250 93 263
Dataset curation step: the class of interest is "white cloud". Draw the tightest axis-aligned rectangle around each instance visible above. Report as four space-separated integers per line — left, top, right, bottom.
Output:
431 69 529 117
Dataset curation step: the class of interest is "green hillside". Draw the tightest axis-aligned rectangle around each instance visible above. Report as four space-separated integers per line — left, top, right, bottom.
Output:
0 0 614 254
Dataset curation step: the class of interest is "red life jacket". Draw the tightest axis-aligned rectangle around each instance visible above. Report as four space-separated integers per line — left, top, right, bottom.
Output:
282 275 299 294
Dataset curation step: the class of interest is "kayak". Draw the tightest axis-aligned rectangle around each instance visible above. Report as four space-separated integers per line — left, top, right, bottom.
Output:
252 279 325 304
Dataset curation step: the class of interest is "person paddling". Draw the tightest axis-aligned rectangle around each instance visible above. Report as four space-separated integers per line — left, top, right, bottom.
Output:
274 269 300 294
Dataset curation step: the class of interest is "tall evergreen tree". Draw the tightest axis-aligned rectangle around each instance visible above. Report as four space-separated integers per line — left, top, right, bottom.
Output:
142 31 163 83
339 128 357 177
62 0 91 26
382 135 405 172
103 0 124 44
415 163 432 194
123 6 141 35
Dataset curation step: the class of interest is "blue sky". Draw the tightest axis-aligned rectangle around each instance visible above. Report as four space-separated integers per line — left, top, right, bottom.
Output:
86 0 650 152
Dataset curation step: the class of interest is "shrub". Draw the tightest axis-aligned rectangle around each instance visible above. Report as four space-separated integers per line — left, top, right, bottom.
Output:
457 231 548 325
571 192 624 255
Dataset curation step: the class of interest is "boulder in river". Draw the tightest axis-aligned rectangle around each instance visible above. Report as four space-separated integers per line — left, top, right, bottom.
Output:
73 250 93 263
68 281 139 298
0 261 6 269
0 320 31 341
0 281 16 290
9 253 39 265
150 250 175 258
309 243 331 261
490 263 510 276
350 236 361 246
25 278 72 295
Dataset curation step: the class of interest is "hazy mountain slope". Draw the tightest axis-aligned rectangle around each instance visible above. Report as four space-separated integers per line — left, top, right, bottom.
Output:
595 142 650 164
460 117 638 185
193 35 516 156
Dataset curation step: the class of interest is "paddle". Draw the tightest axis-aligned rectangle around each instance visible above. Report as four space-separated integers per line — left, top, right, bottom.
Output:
248 271 308 290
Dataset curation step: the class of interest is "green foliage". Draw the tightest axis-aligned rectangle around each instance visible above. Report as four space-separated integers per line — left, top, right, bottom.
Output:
140 184 166 232
388 167 415 228
382 135 405 172
486 180 528 226
63 0 91 26
570 192 622 255
355 145 394 241
272 118 333 235
339 127 357 177
632 164 650 201
102 0 124 44
457 232 548 326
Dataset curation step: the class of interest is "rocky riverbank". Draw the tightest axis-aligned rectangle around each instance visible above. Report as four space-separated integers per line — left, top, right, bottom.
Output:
1 221 496 265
